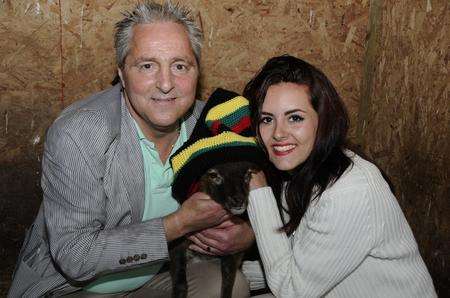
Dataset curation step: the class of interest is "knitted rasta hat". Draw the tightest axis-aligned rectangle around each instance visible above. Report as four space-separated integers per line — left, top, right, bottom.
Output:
170 88 266 202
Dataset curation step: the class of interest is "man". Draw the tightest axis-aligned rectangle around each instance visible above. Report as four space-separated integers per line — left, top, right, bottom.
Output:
8 2 254 297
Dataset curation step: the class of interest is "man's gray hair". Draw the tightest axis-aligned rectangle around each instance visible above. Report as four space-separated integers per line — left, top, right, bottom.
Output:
114 1 203 68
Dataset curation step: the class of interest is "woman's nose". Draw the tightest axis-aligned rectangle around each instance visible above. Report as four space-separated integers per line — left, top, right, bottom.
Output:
273 122 287 141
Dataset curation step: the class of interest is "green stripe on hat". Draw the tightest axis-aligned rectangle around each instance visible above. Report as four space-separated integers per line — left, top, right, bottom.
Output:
205 96 249 121
205 105 250 131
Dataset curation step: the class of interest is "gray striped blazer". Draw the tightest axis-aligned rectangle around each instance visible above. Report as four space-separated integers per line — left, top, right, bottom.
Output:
8 84 204 297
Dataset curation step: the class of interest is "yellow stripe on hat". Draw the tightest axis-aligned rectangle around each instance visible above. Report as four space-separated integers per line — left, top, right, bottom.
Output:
171 131 257 175
205 96 249 122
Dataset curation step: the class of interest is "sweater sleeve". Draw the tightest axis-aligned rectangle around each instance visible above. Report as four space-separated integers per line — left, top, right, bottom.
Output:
248 185 373 298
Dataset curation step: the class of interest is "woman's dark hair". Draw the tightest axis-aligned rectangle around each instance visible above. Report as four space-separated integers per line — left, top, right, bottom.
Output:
243 55 352 235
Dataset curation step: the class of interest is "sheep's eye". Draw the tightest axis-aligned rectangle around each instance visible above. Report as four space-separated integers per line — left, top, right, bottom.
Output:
207 169 223 185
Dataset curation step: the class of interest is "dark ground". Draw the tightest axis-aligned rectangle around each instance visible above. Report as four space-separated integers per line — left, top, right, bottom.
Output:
0 162 42 297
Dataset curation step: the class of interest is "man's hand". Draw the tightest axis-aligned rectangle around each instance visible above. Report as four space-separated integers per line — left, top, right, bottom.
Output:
187 217 255 256
164 192 230 242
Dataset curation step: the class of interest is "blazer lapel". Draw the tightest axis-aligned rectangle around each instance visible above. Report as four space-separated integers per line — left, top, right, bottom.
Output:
185 100 206 137
117 97 145 222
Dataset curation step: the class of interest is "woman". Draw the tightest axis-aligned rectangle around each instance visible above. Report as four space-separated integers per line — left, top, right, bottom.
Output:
243 55 436 297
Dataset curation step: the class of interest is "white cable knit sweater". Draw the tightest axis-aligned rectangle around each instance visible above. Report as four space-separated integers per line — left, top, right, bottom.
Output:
246 152 436 298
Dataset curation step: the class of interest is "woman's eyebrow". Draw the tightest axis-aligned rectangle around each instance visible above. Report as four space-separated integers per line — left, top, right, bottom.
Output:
285 109 306 115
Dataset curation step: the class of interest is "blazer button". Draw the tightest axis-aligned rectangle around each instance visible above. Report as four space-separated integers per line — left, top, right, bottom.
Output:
141 253 147 260
126 256 133 263
119 258 126 265
134 254 141 261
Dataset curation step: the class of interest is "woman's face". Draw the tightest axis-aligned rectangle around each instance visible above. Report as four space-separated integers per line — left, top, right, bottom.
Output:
258 82 319 172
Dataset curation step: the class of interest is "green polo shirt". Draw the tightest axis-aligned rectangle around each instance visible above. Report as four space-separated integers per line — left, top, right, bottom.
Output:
84 120 187 294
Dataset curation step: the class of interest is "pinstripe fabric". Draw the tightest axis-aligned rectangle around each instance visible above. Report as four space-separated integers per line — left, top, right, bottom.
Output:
8 84 205 297
247 151 437 298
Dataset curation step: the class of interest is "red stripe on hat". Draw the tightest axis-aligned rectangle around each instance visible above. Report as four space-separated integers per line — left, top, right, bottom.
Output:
231 116 251 133
187 181 200 198
211 120 221 135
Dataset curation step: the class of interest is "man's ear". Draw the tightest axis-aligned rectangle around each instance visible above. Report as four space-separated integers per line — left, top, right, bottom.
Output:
118 68 125 87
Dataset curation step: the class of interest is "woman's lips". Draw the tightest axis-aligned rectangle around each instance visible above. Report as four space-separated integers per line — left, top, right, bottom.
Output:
272 144 296 156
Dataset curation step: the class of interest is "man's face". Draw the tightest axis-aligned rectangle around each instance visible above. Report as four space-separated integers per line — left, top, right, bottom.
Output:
118 22 199 137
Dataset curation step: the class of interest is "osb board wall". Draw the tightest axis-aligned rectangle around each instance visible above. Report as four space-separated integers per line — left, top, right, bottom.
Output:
197 0 369 132
359 0 449 295
1 0 449 295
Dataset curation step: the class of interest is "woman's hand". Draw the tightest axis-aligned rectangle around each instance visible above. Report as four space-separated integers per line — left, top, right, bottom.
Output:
187 217 255 256
249 170 268 190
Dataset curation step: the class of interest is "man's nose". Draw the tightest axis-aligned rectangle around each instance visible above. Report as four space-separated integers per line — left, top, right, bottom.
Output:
156 67 174 94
